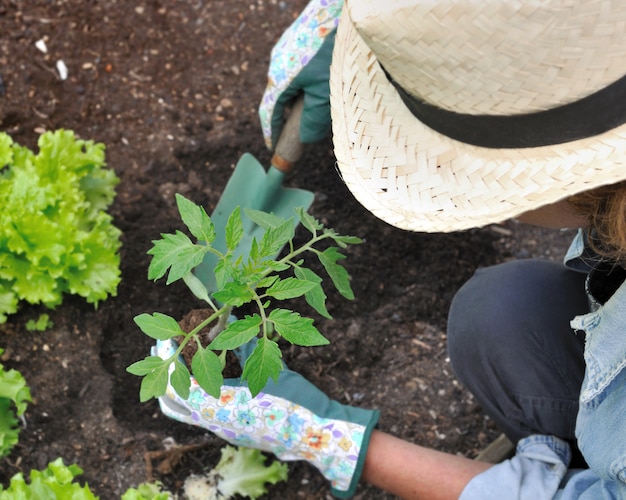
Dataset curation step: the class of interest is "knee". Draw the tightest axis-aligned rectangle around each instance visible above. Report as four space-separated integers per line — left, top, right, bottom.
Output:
447 266 499 382
447 260 549 381
447 259 585 382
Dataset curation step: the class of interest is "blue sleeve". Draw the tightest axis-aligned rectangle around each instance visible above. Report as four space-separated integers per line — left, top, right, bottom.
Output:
460 435 626 499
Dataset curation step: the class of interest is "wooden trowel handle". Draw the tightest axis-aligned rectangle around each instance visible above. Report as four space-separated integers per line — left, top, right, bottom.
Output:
271 95 305 174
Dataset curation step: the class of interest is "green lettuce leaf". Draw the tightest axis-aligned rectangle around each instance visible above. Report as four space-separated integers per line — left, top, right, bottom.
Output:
0 130 122 322
0 349 32 458
0 458 97 499
183 445 288 500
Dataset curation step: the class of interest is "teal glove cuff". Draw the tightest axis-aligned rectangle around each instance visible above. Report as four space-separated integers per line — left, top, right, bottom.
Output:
153 338 378 498
255 363 379 498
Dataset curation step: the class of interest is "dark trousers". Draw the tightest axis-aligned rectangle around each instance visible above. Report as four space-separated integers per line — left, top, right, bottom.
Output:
447 259 589 458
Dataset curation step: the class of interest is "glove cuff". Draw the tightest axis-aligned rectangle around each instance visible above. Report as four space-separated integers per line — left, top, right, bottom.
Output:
329 406 379 498
258 371 379 497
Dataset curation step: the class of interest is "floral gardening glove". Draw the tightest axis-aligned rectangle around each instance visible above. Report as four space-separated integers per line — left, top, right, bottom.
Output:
259 0 344 149
153 337 379 498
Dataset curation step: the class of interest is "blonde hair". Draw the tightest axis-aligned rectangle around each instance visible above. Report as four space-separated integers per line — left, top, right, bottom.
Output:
568 180 626 266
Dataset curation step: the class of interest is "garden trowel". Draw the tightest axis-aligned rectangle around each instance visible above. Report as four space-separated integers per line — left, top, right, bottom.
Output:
193 96 314 295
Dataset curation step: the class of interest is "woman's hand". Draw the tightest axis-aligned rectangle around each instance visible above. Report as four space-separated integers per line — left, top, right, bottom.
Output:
259 0 344 149
153 336 378 498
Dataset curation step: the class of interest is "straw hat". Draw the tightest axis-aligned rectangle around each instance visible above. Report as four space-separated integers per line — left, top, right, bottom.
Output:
330 0 626 232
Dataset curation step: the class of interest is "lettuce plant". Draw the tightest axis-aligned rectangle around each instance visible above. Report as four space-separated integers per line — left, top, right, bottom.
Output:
184 445 287 500
0 458 96 499
0 130 121 323
121 481 173 500
128 194 360 399
0 348 31 458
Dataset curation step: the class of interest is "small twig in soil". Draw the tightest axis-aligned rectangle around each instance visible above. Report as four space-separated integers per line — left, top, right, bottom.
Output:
411 338 432 350
144 440 213 481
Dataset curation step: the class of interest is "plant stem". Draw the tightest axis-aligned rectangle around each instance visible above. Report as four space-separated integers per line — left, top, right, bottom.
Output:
259 232 331 281
252 292 269 339
171 306 229 358
210 305 233 341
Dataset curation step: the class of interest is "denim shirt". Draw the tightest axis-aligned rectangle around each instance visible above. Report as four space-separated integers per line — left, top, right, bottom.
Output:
461 230 626 499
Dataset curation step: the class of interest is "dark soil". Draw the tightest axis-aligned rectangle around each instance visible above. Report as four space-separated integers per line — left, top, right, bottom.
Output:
0 1 577 498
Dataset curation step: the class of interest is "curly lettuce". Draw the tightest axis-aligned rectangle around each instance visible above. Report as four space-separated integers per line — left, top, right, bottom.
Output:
184 445 288 499
0 348 32 458
0 458 97 499
0 130 122 323
121 481 173 499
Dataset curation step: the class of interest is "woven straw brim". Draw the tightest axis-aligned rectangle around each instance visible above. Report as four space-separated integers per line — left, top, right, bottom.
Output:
330 8 626 233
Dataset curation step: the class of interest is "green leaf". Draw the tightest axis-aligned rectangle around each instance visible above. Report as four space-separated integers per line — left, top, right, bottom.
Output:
80 167 119 213
126 356 169 376
213 257 234 291
294 267 331 319
182 272 212 304
0 133 13 167
9 261 61 305
209 446 288 499
0 458 98 499
255 275 278 289
268 309 329 346
318 247 355 300
0 352 32 458
296 207 323 233
25 313 53 332
244 208 289 229
241 337 283 397
260 260 290 273
238 266 265 289
224 206 243 252
0 399 20 459
147 231 207 284
175 193 216 244
121 481 172 500
191 347 224 398
170 360 191 400
134 313 184 340
331 234 363 248
139 363 170 402
209 315 262 350
258 220 294 259
265 277 316 300
248 236 260 262
0 352 31 418
212 281 254 307
0 291 18 324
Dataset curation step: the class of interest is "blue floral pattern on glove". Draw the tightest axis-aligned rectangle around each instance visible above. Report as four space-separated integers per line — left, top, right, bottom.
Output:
260 0 344 148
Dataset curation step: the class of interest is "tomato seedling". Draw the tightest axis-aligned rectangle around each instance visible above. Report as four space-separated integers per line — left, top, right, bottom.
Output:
128 194 360 399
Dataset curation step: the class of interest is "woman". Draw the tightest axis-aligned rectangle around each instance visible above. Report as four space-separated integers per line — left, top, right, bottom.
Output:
156 0 626 497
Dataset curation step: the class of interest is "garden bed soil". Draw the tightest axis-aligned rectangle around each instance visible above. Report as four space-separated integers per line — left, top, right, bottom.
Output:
0 2 577 498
